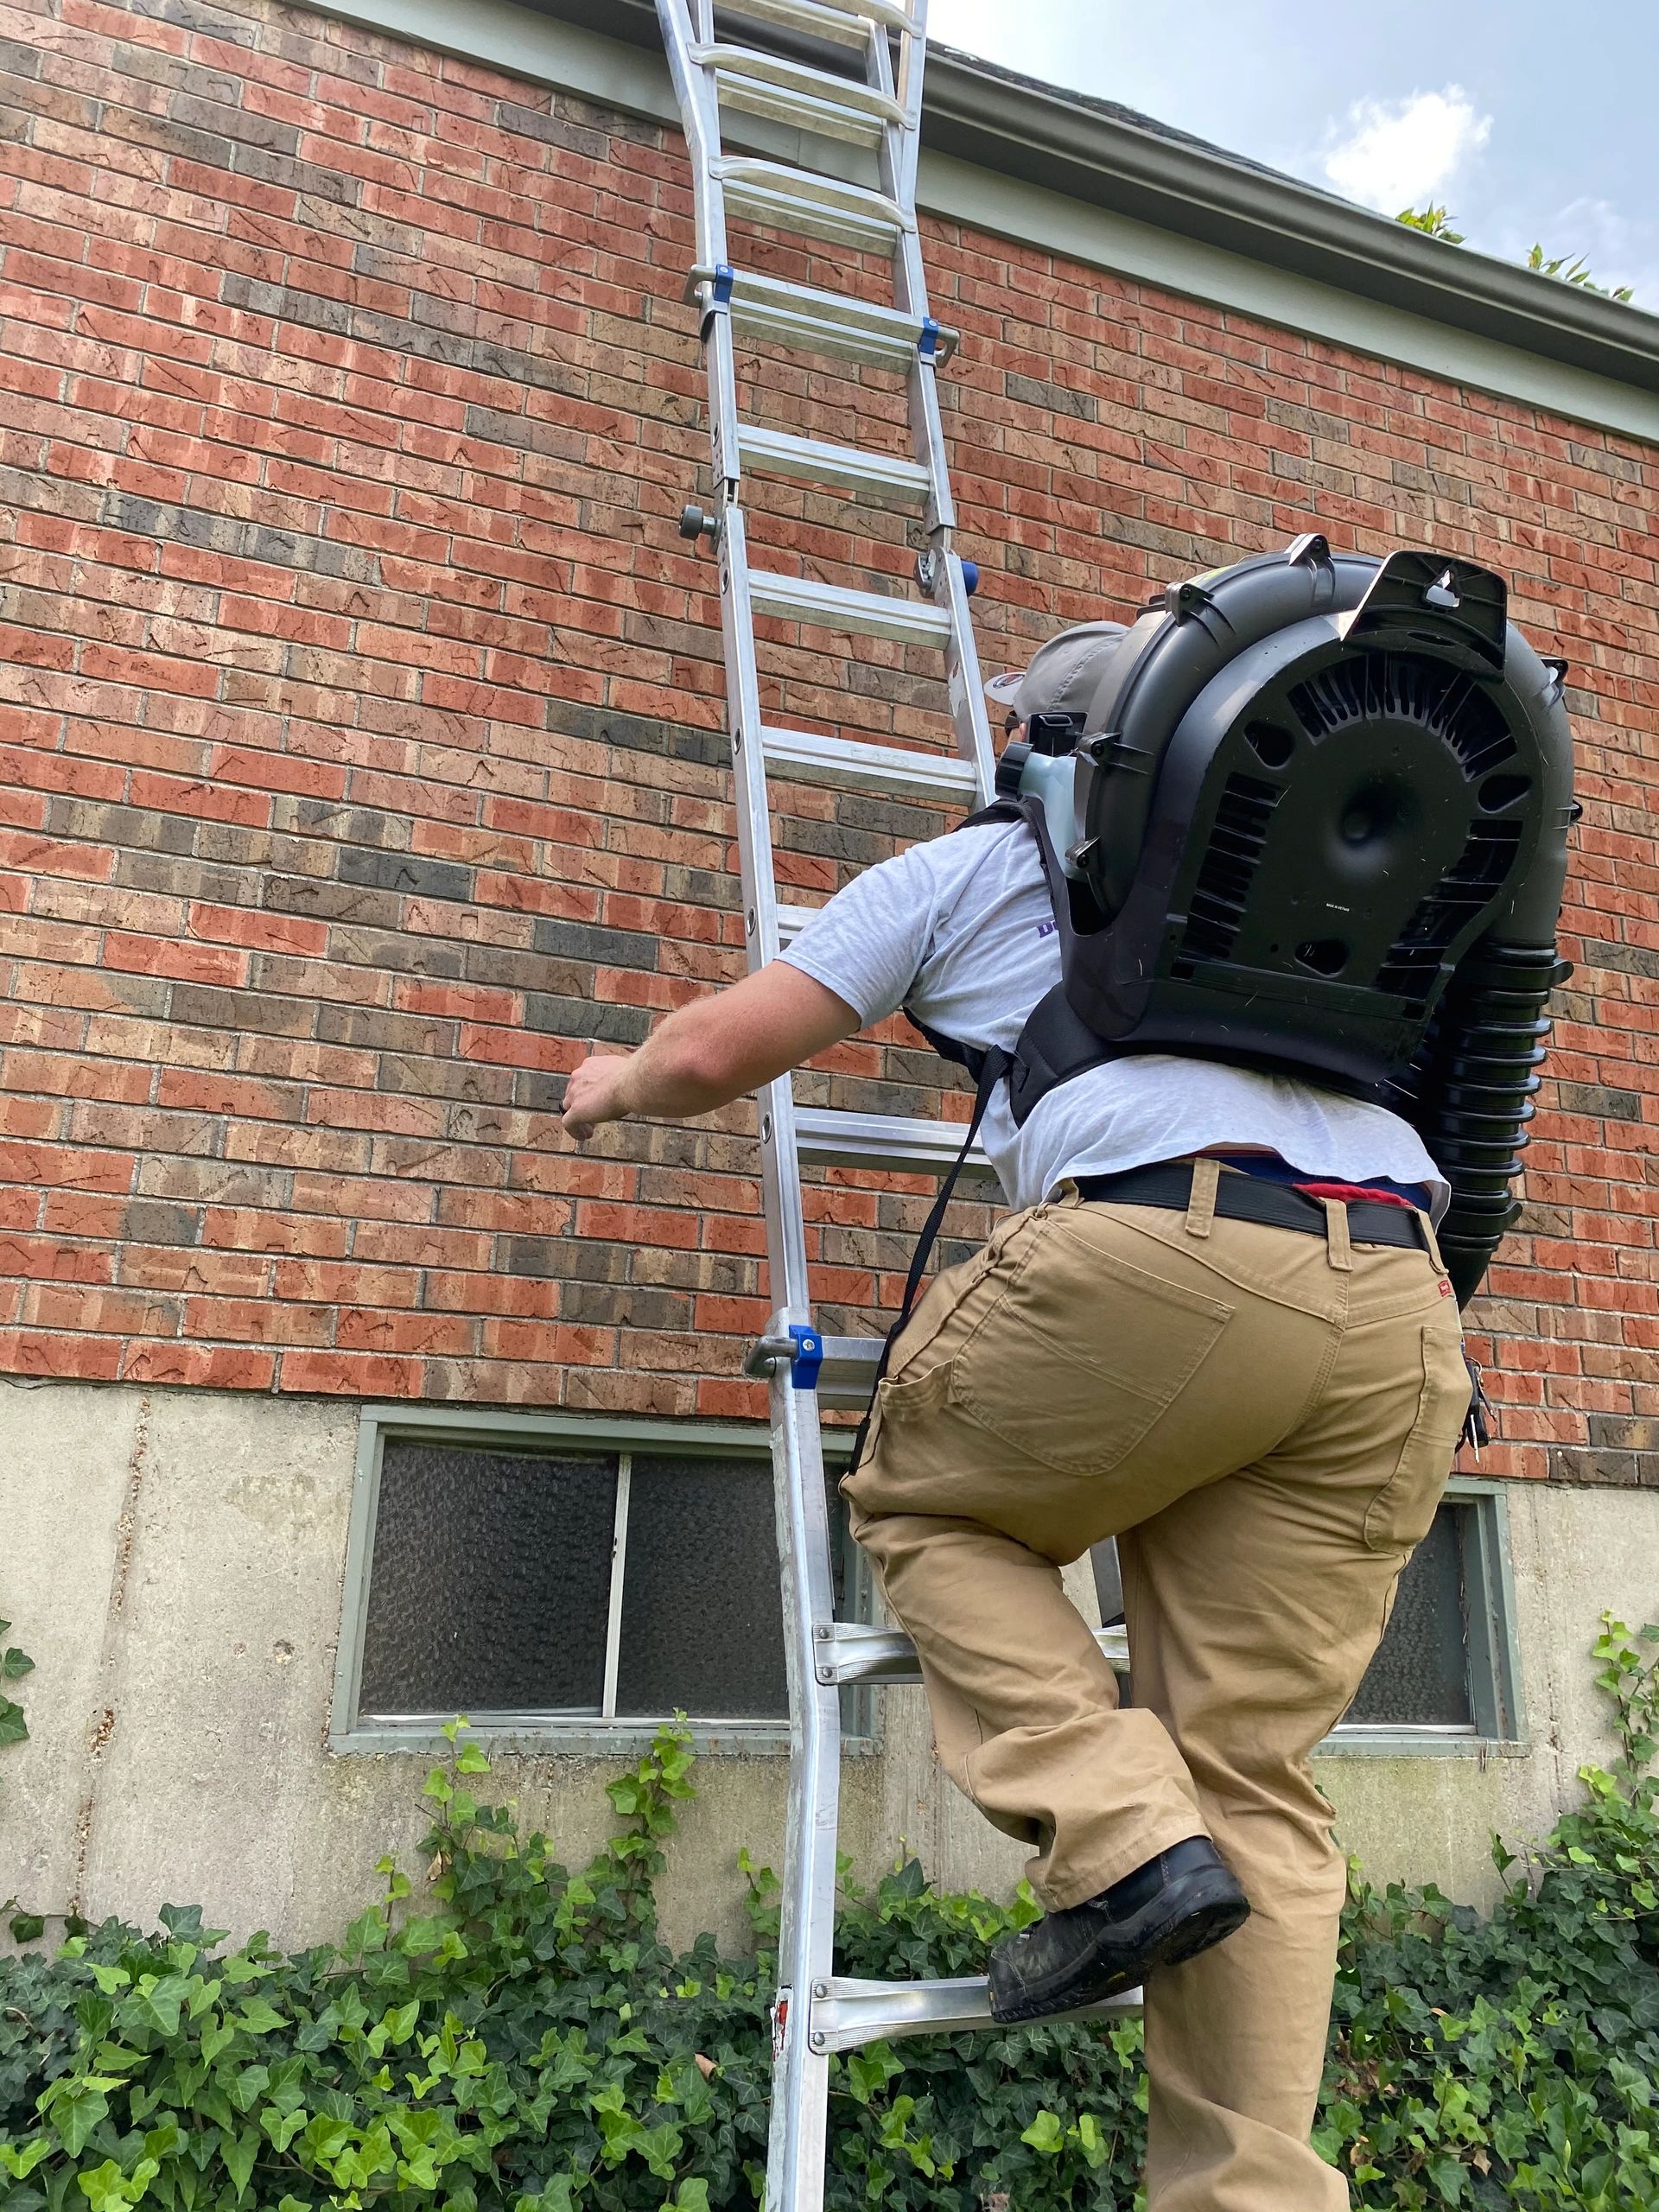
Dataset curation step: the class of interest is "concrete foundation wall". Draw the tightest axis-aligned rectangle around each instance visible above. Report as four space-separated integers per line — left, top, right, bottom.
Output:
3 1380 1652 1954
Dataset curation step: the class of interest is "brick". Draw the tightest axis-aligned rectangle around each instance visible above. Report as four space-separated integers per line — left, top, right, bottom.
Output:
1555 1080 1644 1121
336 846 474 902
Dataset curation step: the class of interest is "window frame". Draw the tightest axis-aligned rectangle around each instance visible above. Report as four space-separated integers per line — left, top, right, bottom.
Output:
1318 1475 1528 1758
335 1415 1522 1762
332 1404 866 1758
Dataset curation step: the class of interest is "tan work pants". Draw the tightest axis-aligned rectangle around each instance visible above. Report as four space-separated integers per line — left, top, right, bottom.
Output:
842 1169 1471 2212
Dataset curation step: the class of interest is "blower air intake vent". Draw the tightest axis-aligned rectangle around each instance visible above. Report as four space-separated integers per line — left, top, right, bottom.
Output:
1288 652 1517 779
1177 772 1281 964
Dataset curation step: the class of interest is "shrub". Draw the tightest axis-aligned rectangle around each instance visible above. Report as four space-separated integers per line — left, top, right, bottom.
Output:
1 1618 1657 2210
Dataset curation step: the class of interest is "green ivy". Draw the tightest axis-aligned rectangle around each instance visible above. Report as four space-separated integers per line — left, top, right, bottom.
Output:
3 1621 1659 2209
1 1615 37 1950
0 1620 32 1770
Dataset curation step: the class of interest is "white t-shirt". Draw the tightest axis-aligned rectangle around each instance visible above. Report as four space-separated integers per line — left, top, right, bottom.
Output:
780 817 1448 1219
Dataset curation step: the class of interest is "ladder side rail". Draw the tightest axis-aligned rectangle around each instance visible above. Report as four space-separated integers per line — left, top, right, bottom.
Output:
865 7 997 791
718 363 844 2212
888 0 927 213
670 63 846 2190
939 550 996 798
658 0 731 272
764 1377 842 2204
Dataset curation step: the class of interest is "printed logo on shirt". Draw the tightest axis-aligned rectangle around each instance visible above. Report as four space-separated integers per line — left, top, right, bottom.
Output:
1036 920 1058 939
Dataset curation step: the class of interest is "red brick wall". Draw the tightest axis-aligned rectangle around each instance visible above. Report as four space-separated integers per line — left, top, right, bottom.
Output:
1 0 1654 1478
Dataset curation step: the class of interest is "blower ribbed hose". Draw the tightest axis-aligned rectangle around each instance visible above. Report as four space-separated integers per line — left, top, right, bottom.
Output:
1416 944 1572 1306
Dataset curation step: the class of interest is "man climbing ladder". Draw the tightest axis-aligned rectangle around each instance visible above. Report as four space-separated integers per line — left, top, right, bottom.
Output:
572 4 1573 2209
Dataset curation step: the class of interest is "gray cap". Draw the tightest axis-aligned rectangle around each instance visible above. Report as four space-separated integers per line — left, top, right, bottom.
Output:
985 620 1129 723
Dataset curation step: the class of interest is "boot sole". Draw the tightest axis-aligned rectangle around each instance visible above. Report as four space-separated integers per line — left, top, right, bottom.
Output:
988 1867 1250 2026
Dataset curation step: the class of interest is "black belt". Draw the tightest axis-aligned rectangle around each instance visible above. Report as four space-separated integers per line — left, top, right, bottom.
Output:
1073 1163 1428 1251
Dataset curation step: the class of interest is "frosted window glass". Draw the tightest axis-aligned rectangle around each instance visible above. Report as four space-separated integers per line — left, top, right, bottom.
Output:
1346 1505 1471 1727
359 1443 616 1715
614 1455 788 1718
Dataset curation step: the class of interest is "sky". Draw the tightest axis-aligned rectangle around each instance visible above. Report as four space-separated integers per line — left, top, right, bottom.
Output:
929 0 1659 312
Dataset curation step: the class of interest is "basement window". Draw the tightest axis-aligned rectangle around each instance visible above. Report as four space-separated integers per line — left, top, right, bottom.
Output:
1091 1479 1523 1755
334 1408 868 1756
1325 1480 1524 1752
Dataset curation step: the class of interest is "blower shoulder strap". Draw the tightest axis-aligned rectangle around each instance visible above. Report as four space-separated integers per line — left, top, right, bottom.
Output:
845 1039 1009 1476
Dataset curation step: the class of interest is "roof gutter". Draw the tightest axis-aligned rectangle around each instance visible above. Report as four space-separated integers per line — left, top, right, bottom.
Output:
921 47 1659 397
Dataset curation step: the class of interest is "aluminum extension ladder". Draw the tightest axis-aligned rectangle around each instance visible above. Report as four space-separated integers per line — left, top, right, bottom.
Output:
652 4 1135 2202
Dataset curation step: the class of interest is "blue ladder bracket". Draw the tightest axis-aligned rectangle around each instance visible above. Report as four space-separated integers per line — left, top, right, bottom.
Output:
787 1325 824 1391
917 315 941 361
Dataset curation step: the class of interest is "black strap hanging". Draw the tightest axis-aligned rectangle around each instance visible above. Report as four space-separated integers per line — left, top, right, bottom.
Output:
845 1045 1008 1478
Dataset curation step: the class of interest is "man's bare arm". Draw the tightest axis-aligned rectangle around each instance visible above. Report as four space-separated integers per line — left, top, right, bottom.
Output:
561 963 861 1141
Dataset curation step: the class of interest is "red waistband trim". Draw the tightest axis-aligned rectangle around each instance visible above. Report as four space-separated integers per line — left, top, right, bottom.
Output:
1291 1180 1418 1211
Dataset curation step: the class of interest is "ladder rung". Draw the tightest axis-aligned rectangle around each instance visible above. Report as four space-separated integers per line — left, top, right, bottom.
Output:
751 570 952 645
760 724 976 801
716 158 912 249
719 268 953 367
776 901 813 945
794 1104 988 1175
739 423 931 509
693 42 906 145
712 0 877 49
817 1620 1131 1686
717 0 918 35
808 1972 1140 2055
809 1332 884 1407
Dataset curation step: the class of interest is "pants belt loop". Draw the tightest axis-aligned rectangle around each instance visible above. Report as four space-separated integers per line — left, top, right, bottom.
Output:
1418 1209 1450 1278
1322 1197 1353 1271
1185 1155 1220 1239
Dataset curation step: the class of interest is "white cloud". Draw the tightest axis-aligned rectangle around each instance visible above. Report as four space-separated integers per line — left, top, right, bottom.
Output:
1322 86 1492 215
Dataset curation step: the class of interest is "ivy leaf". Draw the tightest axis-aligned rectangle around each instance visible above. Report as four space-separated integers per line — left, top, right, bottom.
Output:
1020 2109 1065 2156
233 1998 287 2035
0 1696 28 1746
261 2108 308 2155
2 1645 34 1680
125 1975 191 2038
0 2138 52 2181
43 2081 110 2158
219 2126 259 2201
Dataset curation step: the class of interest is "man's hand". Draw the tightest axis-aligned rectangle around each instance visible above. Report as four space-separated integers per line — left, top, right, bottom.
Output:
558 963 859 1144
562 1049 635 1143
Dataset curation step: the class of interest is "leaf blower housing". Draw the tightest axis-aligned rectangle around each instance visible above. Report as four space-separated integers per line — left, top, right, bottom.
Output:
996 535 1576 1306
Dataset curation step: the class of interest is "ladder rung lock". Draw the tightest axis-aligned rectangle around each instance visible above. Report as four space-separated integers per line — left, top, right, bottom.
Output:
817 1620 1132 1686
807 1973 1141 2055
793 1104 989 1176
716 158 913 249
738 423 931 508
750 570 952 645
692 42 906 145
775 901 815 945
760 726 977 801
721 270 952 368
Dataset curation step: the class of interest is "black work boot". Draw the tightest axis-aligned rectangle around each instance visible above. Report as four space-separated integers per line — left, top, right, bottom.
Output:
988 1836 1249 2025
